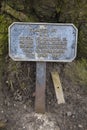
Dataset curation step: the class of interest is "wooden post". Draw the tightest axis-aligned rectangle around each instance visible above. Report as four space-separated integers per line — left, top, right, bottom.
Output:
35 62 46 113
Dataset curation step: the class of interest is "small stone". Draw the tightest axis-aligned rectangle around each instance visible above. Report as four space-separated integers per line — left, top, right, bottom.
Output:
6 81 8 84
1 110 4 113
23 126 26 129
78 124 83 128
49 101 51 104
72 115 75 118
14 90 23 101
14 104 16 107
67 111 72 116
24 105 27 109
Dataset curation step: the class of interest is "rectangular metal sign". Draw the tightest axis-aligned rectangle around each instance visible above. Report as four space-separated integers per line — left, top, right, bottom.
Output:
9 22 78 62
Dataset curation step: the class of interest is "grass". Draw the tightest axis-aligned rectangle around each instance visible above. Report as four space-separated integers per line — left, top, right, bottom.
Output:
64 59 87 86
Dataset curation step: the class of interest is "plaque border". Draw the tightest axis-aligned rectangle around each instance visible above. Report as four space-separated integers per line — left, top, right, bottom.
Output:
8 22 78 62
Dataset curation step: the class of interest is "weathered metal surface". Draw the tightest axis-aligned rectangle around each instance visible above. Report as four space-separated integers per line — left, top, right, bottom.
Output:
9 22 78 62
35 62 46 113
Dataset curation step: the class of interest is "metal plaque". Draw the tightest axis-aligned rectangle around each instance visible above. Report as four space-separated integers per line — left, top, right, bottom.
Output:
9 22 78 62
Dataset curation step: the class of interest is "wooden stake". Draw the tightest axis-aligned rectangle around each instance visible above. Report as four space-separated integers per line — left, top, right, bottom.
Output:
51 72 65 104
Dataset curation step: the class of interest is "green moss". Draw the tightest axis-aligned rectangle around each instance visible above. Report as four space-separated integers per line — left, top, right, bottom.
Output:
56 7 61 13
6 59 21 91
0 57 6 84
2 4 29 21
2 2 38 22
0 15 12 56
78 23 87 58
64 59 87 86
33 0 57 21
7 0 25 11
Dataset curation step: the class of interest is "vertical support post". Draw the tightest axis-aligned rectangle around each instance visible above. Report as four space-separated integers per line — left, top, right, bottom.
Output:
35 62 46 113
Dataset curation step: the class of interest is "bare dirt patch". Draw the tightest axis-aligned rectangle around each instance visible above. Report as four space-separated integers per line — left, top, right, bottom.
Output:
0 59 87 130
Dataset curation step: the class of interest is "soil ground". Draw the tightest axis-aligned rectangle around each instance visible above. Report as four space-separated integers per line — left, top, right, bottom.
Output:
0 60 87 130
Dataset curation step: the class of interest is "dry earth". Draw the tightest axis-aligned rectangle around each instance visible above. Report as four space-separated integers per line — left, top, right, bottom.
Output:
0 61 87 130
